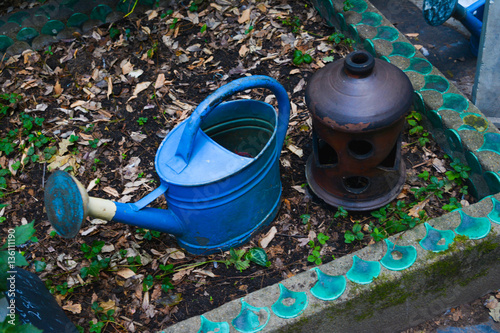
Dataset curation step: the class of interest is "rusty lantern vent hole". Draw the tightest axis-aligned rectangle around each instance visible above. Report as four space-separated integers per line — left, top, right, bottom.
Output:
318 138 338 166
348 140 373 159
379 141 398 169
343 176 370 194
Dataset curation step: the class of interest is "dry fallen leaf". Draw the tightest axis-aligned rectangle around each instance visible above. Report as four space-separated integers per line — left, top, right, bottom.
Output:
409 198 429 218
132 81 151 96
239 44 249 57
58 138 73 156
172 268 193 282
54 80 63 95
99 299 116 312
451 308 462 321
121 59 134 75
107 77 113 99
238 8 251 23
62 301 82 314
291 185 306 194
193 269 216 278
406 33 419 38
155 73 165 89
257 3 267 12
167 248 186 260
432 158 446 173
486 296 499 309
293 78 306 94
103 186 120 197
287 144 303 157
283 198 291 211
260 226 277 248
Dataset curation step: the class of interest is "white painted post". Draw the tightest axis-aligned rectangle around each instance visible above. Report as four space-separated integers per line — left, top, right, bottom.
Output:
472 0 500 127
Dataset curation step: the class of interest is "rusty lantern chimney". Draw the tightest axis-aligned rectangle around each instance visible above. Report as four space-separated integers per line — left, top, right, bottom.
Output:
305 50 414 211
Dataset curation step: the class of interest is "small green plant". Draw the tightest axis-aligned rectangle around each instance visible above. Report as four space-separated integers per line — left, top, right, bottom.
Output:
147 41 158 59
158 264 175 291
80 258 110 279
307 233 330 265
0 93 22 117
334 206 348 219
300 214 311 224
79 241 111 278
143 274 154 292
81 240 105 259
245 247 271 267
126 254 142 272
292 50 313 66
69 135 79 143
84 123 95 133
189 1 198 12
307 240 322 265
89 138 99 148
442 197 462 212
109 26 121 40
343 0 354 11
0 221 36 293
446 160 470 187
136 228 160 240
55 281 74 296
280 16 301 34
406 111 430 146
92 158 101 171
327 32 344 44
224 248 250 272
344 223 364 243
89 301 115 333
200 24 207 34
224 247 270 272
137 117 148 126
44 45 54 55
170 17 179 29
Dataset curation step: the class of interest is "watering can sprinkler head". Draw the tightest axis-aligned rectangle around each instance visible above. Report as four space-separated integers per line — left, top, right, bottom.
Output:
45 171 93 238
44 75 290 255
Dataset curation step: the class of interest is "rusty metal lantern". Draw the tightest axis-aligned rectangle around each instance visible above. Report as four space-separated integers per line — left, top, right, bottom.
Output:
305 50 414 211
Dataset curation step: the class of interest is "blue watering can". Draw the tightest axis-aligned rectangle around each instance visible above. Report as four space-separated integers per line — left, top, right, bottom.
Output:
44 76 290 255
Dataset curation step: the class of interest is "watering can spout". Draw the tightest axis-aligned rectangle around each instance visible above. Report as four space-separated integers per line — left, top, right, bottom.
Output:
44 171 184 239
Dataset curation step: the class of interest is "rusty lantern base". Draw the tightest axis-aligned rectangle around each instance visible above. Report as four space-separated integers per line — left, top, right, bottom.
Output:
305 158 406 211
305 135 407 211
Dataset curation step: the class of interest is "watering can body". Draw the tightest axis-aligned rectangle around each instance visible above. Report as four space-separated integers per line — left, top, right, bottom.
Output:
45 76 290 255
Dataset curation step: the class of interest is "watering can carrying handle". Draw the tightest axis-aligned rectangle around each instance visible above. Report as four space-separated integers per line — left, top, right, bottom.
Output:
168 75 291 173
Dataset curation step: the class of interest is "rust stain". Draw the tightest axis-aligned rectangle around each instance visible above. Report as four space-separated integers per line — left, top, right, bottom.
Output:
322 116 371 131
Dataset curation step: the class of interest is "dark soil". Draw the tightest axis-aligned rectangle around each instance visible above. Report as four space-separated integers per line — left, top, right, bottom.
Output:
0 0 487 332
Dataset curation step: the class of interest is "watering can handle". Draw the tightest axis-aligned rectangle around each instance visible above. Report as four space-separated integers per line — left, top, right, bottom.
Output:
168 75 290 173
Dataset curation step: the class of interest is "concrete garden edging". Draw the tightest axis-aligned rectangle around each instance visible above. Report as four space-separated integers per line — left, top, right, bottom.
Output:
163 1 500 332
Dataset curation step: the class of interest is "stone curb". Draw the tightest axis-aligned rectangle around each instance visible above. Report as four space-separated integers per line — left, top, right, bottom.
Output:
162 0 500 332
